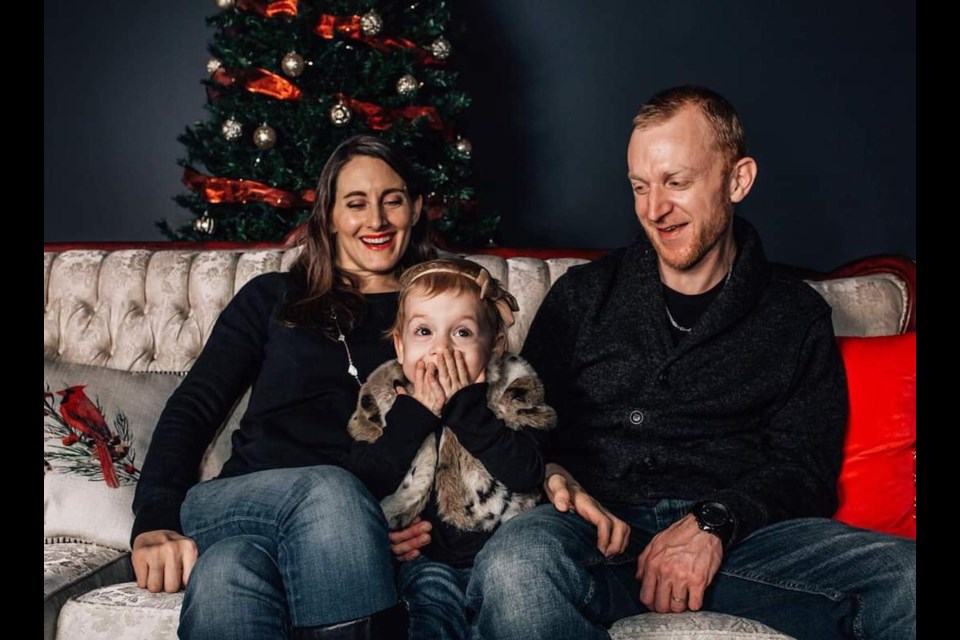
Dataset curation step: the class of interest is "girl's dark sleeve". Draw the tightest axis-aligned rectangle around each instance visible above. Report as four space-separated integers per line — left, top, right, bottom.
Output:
349 395 440 500
442 376 556 494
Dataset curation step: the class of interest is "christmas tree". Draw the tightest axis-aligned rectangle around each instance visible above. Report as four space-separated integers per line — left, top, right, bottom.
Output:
161 0 494 248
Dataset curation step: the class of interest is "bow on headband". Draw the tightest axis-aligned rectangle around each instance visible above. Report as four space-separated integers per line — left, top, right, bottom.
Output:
400 258 520 328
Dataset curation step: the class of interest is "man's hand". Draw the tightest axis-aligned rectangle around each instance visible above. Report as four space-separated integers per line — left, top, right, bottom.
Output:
635 514 722 613
396 360 446 416
131 529 198 593
544 464 630 557
388 518 432 562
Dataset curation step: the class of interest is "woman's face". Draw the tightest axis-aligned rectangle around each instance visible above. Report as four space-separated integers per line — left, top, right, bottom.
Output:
329 156 422 291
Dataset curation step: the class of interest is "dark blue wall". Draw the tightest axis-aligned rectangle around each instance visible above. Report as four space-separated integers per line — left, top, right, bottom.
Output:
44 1 915 271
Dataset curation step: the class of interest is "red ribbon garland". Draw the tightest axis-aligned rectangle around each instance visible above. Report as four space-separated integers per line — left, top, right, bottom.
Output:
336 94 452 139
183 168 316 209
315 14 444 65
235 0 298 18
211 67 303 101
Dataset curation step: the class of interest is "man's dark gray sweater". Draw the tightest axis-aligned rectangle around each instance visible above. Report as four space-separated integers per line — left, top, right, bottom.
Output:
521 217 848 548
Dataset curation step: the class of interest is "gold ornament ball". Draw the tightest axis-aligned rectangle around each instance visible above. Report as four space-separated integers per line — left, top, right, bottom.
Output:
329 102 352 127
281 52 305 78
253 124 277 150
397 74 419 96
455 137 472 158
194 214 216 235
361 11 383 36
215 0 235 10
221 118 242 141
206 57 222 75
430 37 452 60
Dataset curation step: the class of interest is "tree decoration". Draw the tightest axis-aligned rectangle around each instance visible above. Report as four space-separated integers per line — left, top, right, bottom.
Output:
397 74 420 96
360 10 383 36
221 118 242 141
253 124 277 150
281 51 305 77
429 36 452 60
206 57 223 75
194 212 216 234
454 136 472 159
216 0 235 11
329 101 352 126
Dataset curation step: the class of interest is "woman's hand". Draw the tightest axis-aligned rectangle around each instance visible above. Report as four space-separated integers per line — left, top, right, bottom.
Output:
131 529 198 593
436 348 477 398
396 360 446 416
388 517 432 562
544 463 631 558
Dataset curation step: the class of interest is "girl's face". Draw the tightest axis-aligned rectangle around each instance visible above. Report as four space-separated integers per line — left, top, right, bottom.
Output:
394 289 505 384
329 156 422 292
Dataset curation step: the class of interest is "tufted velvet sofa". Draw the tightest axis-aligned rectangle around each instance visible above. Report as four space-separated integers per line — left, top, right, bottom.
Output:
43 241 915 640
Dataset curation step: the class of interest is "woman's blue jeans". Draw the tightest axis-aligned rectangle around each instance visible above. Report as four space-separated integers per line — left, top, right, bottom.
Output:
178 466 397 639
466 501 915 640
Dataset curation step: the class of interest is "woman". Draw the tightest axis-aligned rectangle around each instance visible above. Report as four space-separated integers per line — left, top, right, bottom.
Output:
130 135 434 639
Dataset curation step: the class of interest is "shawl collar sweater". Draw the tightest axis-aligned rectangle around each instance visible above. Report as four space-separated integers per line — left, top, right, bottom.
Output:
521 217 848 547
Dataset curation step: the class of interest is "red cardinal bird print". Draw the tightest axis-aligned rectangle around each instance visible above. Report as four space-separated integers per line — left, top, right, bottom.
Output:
57 385 120 488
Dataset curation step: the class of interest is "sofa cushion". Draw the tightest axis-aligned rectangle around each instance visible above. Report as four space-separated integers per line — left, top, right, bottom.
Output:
834 332 916 539
55 583 182 640
44 359 186 550
44 543 134 640
609 611 794 639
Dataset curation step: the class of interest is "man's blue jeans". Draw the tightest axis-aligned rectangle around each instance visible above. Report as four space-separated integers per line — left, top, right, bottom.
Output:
466 501 915 640
178 466 398 639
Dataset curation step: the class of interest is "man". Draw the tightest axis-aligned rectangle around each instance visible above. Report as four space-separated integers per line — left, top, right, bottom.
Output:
389 85 915 639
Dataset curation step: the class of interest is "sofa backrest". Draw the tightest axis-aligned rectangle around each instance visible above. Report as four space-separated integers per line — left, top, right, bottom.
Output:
43 247 915 372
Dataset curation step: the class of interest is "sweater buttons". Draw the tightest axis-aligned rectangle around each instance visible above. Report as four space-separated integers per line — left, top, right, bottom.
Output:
629 410 644 425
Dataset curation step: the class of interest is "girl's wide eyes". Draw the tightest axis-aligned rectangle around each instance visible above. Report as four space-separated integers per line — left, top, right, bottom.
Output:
454 328 473 338
413 326 431 336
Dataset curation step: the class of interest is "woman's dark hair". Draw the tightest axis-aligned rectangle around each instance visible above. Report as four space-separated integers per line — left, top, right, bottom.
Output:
281 135 435 335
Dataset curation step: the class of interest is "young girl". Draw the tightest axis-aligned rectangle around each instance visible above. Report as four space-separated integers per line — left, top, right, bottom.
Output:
348 257 557 639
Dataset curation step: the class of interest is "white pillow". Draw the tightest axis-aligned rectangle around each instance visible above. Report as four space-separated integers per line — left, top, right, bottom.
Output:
43 360 185 550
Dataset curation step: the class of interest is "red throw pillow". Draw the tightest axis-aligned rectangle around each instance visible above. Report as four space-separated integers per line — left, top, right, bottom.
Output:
833 332 916 539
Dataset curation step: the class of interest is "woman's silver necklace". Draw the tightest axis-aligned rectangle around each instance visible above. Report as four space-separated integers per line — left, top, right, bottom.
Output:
665 267 733 333
331 309 361 387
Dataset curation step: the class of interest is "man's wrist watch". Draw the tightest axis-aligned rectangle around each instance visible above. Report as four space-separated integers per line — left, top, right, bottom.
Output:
690 501 735 549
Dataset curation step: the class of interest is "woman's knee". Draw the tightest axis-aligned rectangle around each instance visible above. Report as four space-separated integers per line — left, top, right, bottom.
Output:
282 466 387 538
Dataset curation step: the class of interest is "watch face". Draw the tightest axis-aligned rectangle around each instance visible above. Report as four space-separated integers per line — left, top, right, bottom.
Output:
699 502 730 527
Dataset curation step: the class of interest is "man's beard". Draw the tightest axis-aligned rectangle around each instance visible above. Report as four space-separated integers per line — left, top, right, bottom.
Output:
647 200 733 272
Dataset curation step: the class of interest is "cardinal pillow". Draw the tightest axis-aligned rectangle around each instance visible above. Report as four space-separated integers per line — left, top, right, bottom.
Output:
44 359 185 550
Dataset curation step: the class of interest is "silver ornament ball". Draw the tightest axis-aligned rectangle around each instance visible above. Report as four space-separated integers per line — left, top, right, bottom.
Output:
206 57 222 75
281 52 305 78
455 137 472 158
360 11 383 36
253 124 277 150
329 102 352 127
221 118 242 141
429 37 452 60
215 0 235 10
194 214 216 235
397 74 419 96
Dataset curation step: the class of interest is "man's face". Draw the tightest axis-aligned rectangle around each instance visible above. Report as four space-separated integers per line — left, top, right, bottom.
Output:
627 106 735 274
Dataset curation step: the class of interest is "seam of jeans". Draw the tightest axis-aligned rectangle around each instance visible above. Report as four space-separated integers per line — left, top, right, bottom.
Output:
182 515 276 539
718 567 846 601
